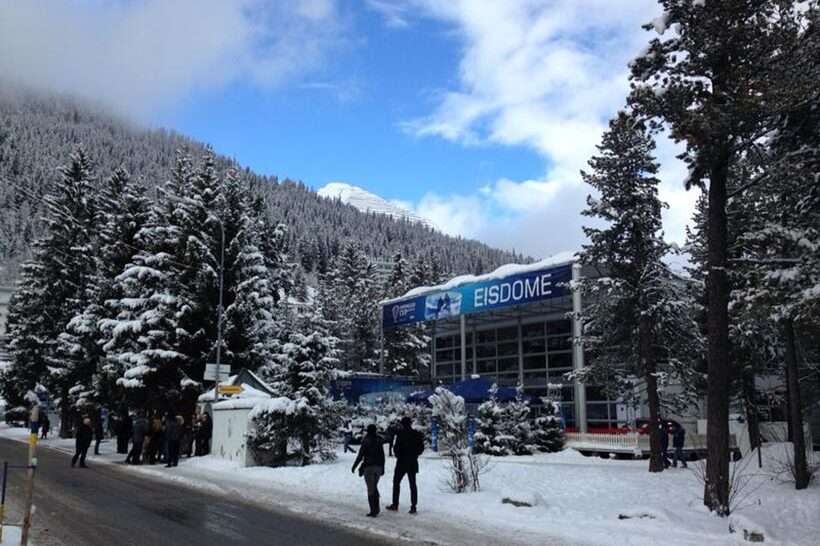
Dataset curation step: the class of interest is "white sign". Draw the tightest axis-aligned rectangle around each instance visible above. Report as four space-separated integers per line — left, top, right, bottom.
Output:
204 363 231 381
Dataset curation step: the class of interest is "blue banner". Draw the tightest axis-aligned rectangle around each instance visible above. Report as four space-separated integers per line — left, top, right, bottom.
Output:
382 263 572 328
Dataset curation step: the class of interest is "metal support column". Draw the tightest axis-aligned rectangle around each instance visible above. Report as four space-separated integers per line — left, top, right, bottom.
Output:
379 315 385 375
472 323 478 376
431 322 437 382
460 315 467 381
517 316 524 387
572 263 588 433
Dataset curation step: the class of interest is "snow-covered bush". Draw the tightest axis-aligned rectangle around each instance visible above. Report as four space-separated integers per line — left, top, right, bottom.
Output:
347 398 432 445
473 384 510 456
429 386 488 492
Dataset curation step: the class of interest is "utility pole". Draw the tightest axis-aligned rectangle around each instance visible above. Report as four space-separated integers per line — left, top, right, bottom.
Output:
21 404 39 546
214 217 225 403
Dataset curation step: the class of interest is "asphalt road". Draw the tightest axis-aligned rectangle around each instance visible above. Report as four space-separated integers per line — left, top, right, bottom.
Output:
0 438 400 546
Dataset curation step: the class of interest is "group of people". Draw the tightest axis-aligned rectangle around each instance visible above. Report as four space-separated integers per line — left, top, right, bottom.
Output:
658 420 688 469
70 409 213 469
351 417 426 517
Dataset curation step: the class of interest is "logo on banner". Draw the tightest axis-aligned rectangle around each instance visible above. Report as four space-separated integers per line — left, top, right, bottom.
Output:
391 301 418 325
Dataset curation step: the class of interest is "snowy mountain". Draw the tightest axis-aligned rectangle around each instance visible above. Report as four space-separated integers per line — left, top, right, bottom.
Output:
318 182 436 230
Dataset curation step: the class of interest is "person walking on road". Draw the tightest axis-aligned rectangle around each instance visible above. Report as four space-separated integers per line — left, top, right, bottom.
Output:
126 411 148 465
94 414 105 455
165 414 183 468
671 423 687 468
351 424 385 517
116 411 132 454
72 417 93 468
386 417 424 514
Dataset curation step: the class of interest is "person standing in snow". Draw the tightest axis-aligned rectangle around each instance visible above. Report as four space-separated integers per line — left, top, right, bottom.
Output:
126 410 148 465
165 414 182 468
72 417 93 468
351 424 386 517
195 413 213 456
385 417 424 514
671 423 687 468
116 410 132 454
40 413 50 440
342 420 355 454
658 420 671 469
94 414 105 455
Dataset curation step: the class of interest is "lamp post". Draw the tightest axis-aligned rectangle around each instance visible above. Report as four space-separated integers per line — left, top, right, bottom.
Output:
213 216 225 403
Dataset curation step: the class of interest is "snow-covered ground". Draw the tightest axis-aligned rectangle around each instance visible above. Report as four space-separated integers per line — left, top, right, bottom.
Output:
2 425 818 546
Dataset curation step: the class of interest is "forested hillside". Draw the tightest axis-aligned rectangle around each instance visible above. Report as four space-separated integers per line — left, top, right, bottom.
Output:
0 84 523 285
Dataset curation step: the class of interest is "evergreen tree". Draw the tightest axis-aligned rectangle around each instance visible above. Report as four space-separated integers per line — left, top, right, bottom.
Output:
628 0 807 511
473 384 508 456
532 398 565 453
3 150 99 431
382 252 431 376
578 111 698 472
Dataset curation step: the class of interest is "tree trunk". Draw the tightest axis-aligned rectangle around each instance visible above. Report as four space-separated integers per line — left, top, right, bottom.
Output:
704 144 731 515
640 316 664 473
783 318 810 489
741 367 760 455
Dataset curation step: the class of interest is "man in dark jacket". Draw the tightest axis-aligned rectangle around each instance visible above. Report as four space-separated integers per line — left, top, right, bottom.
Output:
671 423 687 468
165 414 182 468
386 417 424 514
116 411 133 454
126 411 148 465
351 424 386 517
72 417 93 468
195 413 213 456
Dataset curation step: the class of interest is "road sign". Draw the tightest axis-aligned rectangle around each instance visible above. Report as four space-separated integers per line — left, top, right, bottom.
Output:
218 385 243 395
204 363 231 381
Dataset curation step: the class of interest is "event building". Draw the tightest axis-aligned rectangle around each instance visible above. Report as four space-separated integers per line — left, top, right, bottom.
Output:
380 252 619 433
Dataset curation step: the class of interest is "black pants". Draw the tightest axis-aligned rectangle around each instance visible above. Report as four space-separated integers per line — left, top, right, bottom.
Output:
94 437 102 455
392 468 418 508
167 440 180 467
126 441 143 464
117 435 129 454
72 446 89 467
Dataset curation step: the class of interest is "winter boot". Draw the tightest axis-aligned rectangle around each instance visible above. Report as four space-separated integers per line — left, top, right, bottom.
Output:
409 506 417 514
366 495 379 517
386 504 398 511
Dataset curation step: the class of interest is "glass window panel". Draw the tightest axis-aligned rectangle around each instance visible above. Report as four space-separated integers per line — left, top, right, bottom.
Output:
436 363 453 377
498 342 518 357
547 371 571 385
477 359 497 374
548 352 572 369
547 320 572 335
523 371 547 387
476 344 496 358
437 336 454 348
436 349 454 362
477 329 496 343
478 373 498 383
586 402 611 420
523 338 546 354
497 374 519 387
497 326 518 341
498 358 518 373
547 336 572 351
524 355 546 370
521 322 545 338
526 387 548 397
466 347 473 359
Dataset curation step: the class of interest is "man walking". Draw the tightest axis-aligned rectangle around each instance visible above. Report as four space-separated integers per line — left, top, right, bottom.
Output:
386 417 424 514
94 414 105 455
126 411 148 465
72 417 93 468
659 420 671 469
165 414 182 468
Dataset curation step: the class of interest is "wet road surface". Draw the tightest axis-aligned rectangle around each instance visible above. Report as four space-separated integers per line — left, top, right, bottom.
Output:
0 438 401 546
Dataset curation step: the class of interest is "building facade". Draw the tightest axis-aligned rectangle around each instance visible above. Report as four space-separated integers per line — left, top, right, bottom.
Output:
380 254 620 433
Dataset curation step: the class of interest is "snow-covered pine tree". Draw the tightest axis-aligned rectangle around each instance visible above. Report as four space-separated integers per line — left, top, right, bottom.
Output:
578 111 695 472
532 398 565 453
382 252 431 377
58 168 151 413
506 385 535 456
267 324 341 464
473 383 508 456
628 0 807 513
100 154 195 409
3 150 99 432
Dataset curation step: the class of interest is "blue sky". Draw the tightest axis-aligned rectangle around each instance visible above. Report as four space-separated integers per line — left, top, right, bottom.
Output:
0 0 696 260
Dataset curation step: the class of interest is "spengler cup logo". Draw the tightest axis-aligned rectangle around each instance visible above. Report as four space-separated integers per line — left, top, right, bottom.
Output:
392 304 400 323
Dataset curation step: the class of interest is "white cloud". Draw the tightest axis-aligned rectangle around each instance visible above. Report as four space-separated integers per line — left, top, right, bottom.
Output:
366 0 412 28
0 0 346 118
393 0 697 258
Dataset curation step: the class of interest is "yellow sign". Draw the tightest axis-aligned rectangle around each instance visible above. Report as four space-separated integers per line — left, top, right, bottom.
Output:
218 385 243 395
28 433 38 448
